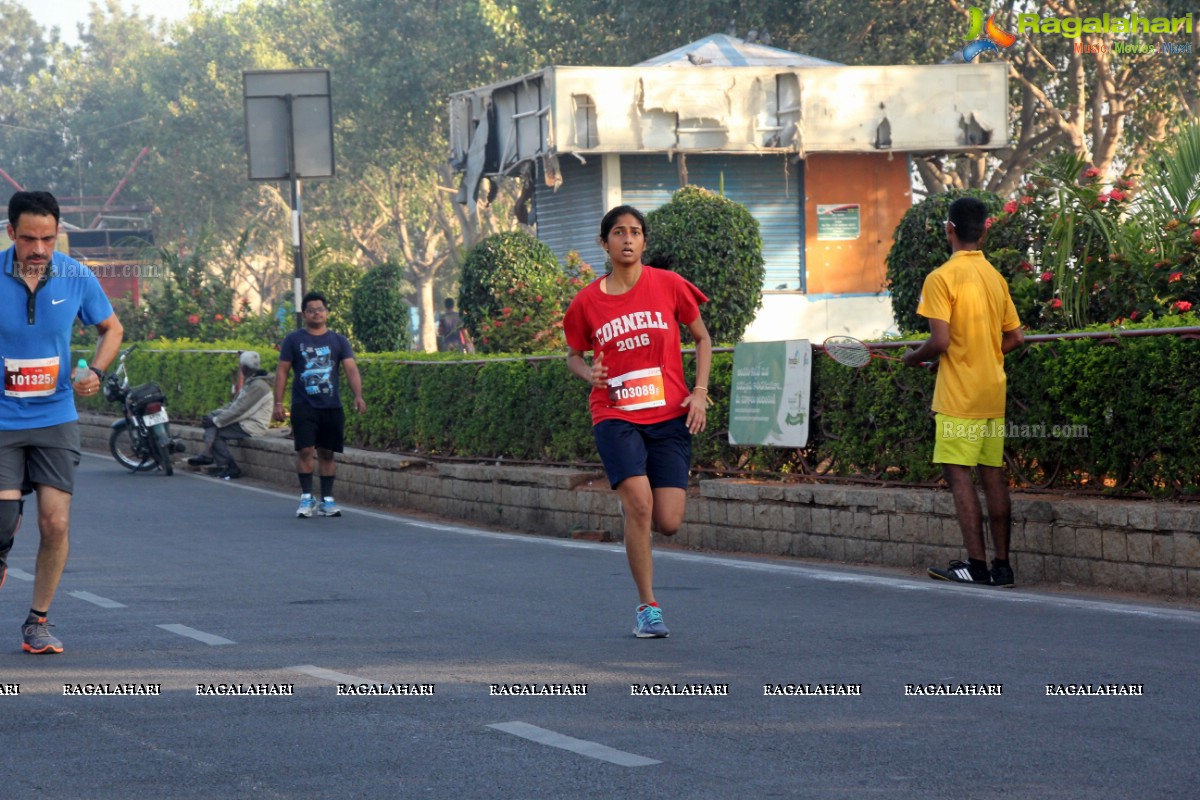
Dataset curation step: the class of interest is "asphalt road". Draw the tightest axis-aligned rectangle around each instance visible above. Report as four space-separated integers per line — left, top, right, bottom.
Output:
1 454 1197 799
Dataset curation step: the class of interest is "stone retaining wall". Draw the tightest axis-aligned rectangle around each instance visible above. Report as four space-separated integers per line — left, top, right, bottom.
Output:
79 414 1200 599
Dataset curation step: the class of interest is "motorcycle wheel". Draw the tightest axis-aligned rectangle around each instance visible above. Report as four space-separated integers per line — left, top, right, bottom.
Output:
109 426 158 472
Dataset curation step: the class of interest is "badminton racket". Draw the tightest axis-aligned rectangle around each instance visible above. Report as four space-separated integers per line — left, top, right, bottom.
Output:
822 336 931 368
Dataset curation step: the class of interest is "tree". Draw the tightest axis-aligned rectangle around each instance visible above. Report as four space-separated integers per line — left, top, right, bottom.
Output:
350 262 411 353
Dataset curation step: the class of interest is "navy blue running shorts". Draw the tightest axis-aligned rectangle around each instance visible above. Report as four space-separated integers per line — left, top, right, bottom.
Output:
593 415 691 490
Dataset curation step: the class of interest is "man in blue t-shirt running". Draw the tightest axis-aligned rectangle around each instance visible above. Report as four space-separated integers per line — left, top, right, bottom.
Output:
273 291 365 518
0 191 124 654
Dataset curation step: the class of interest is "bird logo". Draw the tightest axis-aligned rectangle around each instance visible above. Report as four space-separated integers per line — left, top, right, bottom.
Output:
961 7 1016 62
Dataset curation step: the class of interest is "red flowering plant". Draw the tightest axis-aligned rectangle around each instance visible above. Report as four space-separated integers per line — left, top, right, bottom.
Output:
460 232 596 354
992 154 1135 331
114 243 252 343
1097 122 1200 325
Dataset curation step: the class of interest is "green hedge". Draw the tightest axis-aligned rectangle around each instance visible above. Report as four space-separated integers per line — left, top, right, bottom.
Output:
73 339 280 421
79 320 1200 496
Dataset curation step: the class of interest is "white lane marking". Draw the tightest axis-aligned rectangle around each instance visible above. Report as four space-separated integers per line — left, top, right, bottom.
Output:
156 624 235 646
286 664 369 684
5 567 34 581
68 591 126 608
99 455 1200 625
487 721 661 768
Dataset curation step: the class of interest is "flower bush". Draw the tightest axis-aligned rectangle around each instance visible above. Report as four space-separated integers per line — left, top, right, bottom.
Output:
891 149 1199 335
459 231 594 354
995 153 1199 330
111 244 249 343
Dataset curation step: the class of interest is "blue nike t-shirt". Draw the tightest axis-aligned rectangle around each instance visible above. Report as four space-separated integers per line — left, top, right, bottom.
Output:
0 247 114 430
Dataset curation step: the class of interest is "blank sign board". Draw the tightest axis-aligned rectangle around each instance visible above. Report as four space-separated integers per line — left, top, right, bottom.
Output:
244 69 334 180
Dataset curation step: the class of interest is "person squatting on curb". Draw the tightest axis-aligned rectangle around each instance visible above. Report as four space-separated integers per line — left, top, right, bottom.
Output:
0 190 124 654
187 350 275 480
564 205 713 638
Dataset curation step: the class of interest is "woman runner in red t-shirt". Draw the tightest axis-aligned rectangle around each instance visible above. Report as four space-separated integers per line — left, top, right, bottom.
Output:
564 206 713 638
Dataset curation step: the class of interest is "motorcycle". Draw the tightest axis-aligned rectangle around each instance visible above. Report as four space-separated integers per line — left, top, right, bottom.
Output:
102 345 186 475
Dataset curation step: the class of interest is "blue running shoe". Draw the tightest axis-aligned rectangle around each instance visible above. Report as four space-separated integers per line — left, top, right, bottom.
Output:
296 494 317 518
318 498 342 517
633 604 670 638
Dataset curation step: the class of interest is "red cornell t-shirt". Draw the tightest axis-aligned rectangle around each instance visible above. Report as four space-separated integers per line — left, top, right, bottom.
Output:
564 266 708 426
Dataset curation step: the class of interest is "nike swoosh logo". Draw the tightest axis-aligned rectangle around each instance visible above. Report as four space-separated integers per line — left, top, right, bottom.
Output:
52 299 66 305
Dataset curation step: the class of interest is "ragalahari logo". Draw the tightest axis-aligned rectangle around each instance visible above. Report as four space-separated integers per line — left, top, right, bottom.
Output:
961 7 1017 61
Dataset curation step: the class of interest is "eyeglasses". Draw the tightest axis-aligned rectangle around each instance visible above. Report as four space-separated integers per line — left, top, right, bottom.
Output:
304 307 327 314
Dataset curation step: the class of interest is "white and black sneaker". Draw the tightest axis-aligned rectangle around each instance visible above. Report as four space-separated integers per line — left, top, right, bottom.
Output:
928 560 990 585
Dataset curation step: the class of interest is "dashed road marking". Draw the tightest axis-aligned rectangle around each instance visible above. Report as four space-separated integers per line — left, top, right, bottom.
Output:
156 624 235 646
488 721 661 767
67 591 126 608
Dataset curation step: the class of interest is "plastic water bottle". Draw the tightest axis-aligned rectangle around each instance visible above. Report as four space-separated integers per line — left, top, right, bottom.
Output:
73 358 89 386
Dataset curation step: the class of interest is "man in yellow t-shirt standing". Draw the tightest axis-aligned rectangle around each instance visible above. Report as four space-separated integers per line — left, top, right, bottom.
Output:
902 197 1025 587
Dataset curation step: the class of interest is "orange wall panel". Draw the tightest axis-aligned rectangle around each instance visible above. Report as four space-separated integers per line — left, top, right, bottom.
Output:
804 154 911 296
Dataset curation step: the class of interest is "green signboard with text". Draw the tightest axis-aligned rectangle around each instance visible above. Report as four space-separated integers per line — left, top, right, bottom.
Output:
728 340 812 448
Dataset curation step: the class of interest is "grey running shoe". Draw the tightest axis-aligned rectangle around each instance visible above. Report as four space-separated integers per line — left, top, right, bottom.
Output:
23 616 63 654
633 604 670 638
296 494 317 518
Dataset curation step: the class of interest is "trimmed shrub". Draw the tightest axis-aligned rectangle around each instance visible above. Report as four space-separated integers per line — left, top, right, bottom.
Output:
351 262 412 353
310 261 364 349
644 185 765 345
885 188 1040 334
459 231 591 354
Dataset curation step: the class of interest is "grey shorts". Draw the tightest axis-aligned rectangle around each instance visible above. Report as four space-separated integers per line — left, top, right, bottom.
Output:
0 422 82 495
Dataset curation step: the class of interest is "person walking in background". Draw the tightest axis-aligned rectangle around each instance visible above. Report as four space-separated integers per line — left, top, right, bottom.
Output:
187 350 274 480
273 291 366 518
564 205 712 638
902 196 1025 587
436 297 474 353
0 190 124 654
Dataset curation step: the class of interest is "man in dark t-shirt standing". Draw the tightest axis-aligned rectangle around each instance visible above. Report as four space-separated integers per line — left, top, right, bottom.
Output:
273 291 366 518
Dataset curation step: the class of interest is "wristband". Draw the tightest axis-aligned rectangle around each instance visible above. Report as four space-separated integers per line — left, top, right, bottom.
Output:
692 386 708 393
89 366 105 381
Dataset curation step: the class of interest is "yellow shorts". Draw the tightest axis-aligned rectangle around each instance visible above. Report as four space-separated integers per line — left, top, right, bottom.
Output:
933 414 1005 468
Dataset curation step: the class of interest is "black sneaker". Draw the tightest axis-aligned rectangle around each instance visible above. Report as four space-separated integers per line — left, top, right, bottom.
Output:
990 561 1015 588
219 466 243 481
187 455 215 467
928 560 990 585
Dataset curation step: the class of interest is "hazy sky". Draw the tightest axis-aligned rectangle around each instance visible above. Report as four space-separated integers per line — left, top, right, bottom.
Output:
15 0 196 44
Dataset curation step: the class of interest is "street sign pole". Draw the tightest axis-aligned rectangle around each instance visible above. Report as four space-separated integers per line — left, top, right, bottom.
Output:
285 94 307 330
243 70 334 330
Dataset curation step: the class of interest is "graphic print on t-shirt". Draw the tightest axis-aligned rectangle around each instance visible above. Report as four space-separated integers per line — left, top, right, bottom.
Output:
299 345 335 399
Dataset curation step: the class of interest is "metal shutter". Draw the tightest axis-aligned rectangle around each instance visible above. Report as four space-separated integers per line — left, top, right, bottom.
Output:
621 154 804 291
534 157 606 271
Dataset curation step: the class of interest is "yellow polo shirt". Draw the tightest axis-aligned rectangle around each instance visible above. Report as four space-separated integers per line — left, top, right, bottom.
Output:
916 250 1021 419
